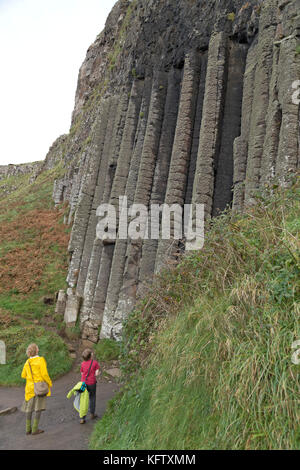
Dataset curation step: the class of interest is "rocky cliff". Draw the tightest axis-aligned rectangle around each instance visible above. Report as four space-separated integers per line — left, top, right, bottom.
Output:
48 0 299 342
0 162 42 182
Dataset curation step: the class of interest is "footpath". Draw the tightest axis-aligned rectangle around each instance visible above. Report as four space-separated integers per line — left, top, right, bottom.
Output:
0 368 119 450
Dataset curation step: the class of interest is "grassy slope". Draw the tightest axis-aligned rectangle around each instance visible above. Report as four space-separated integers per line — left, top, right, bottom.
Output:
0 166 73 385
90 176 300 450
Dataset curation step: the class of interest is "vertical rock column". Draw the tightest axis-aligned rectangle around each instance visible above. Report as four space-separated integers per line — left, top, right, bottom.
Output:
99 78 153 339
66 98 110 289
185 53 208 205
232 44 257 212
88 79 144 336
191 32 228 221
66 148 91 225
260 46 282 186
244 1 278 205
100 71 168 339
58 131 96 225
76 96 119 297
275 2 300 181
212 41 248 216
138 67 182 294
80 92 130 328
155 54 201 274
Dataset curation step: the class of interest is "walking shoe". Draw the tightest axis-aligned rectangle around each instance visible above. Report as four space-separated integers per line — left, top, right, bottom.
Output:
90 414 98 420
32 429 44 435
80 419 86 424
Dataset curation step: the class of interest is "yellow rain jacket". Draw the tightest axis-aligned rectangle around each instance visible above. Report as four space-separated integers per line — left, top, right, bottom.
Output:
21 356 52 401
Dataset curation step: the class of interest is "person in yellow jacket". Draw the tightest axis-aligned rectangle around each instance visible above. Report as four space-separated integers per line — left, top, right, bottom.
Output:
21 343 52 435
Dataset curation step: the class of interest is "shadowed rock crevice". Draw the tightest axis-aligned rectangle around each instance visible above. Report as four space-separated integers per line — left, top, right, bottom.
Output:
185 52 208 206
212 41 248 216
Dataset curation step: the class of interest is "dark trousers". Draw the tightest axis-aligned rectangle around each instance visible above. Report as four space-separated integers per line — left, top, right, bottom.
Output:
86 383 96 415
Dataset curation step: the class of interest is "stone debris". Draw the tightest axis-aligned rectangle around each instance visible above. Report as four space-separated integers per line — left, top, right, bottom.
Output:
0 341 6 365
64 288 80 325
0 407 17 416
105 368 122 379
55 290 67 316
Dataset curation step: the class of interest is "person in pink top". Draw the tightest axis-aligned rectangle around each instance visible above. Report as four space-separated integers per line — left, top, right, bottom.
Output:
80 348 100 424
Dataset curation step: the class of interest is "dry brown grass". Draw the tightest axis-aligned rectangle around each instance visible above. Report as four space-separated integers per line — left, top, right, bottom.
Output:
0 206 69 294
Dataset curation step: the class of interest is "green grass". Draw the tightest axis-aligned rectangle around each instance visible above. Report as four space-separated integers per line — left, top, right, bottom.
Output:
0 325 72 386
0 167 63 223
0 173 31 201
93 339 121 362
227 12 235 21
90 176 300 450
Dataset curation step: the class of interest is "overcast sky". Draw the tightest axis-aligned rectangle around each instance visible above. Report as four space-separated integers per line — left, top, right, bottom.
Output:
0 0 117 165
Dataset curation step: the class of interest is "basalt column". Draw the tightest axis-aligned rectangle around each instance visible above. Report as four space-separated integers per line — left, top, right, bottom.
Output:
244 1 278 205
275 11 300 181
100 71 168 339
80 92 130 328
63 126 99 225
66 98 110 290
232 44 257 213
192 32 228 220
259 46 282 187
184 52 208 206
87 79 144 336
76 96 119 297
155 54 201 274
98 77 153 340
137 67 183 296
212 41 248 216
64 151 90 225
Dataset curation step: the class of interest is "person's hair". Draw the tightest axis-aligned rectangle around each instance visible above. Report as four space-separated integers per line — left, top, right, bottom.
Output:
26 343 38 357
82 348 92 361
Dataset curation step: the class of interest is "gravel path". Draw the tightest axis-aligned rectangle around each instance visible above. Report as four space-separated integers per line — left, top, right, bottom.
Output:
0 370 119 450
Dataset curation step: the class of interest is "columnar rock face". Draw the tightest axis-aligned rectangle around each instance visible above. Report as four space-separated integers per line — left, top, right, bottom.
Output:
48 0 299 340
233 0 300 209
154 54 201 273
109 71 169 337
138 68 182 292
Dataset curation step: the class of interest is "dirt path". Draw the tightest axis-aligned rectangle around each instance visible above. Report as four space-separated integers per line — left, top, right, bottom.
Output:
0 370 119 450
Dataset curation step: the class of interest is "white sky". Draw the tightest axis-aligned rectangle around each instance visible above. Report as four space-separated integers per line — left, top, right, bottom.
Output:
0 0 117 165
